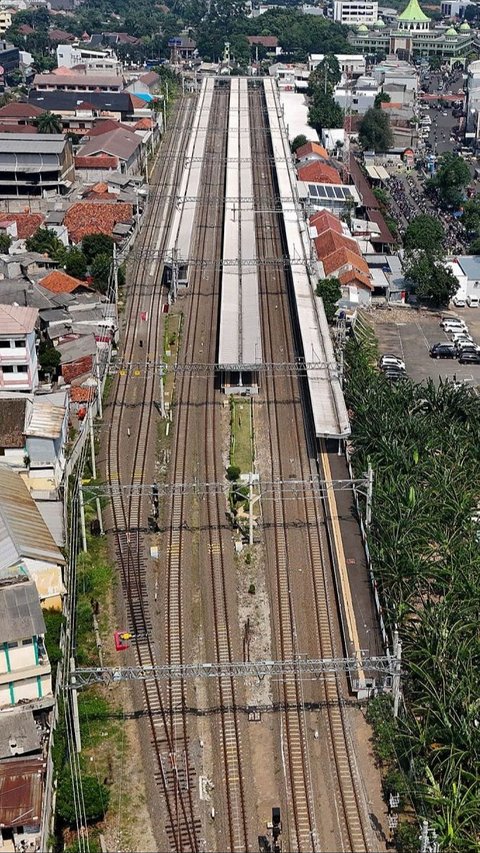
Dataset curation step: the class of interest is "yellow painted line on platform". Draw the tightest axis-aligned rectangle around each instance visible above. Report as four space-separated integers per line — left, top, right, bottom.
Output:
320 442 363 671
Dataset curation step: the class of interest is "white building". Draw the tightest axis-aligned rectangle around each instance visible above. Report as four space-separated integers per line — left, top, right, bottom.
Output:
0 305 38 392
334 75 380 112
333 0 378 25
0 577 51 708
309 53 366 77
56 43 119 71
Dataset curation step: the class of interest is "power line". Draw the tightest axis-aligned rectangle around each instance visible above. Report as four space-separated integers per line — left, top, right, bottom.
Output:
70 654 397 689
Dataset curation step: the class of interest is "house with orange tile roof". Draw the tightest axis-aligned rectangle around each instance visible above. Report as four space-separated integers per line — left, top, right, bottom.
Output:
314 230 361 262
298 161 342 185
309 209 343 237
295 141 330 163
39 270 90 296
64 201 133 243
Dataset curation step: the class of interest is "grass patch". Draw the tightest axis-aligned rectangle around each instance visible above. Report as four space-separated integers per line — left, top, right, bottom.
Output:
230 397 254 474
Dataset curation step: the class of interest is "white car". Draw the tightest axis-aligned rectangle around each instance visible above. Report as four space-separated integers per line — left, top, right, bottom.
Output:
451 330 473 342
454 337 475 349
452 295 466 307
379 354 406 371
441 319 468 331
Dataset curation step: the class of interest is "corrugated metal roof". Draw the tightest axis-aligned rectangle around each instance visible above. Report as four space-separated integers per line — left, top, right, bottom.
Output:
0 577 45 643
0 133 66 154
0 755 44 826
0 466 64 572
25 399 65 439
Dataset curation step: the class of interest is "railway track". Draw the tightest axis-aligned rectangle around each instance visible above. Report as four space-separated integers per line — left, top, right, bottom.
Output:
103 97 202 853
249 83 374 852
161 83 250 853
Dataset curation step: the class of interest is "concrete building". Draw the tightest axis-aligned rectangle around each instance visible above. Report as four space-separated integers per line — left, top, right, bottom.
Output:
348 0 473 64
441 0 475 18
447 255 480 300
0 134 74 197
334 75 380 112
333 0 378 25
0 11 12 35
0 577 51 708
0 464 65 606
0 305 38 392
33 71 124 93
56 41 118 69
309 53 366 76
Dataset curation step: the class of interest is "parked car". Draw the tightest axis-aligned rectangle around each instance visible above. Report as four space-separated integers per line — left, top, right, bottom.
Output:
458 350 480 364
466 294 480 308
452 295 466 307
383 369 408 381
456 338 477 350
441 320 468 333
379 354 406 371
429 343 457 359
450 331 474 343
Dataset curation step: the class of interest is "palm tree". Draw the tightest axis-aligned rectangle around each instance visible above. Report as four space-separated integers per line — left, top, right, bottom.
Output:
36 111 63 134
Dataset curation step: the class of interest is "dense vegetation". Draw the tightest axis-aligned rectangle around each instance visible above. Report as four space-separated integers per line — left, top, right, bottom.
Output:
6 1 353 70
345 322 480 852
403 214 458 306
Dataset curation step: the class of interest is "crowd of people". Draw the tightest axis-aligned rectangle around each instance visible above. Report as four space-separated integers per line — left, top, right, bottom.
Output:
385 174 471 254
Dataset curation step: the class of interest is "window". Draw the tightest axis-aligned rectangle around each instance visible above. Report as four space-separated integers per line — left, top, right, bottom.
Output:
0 340 10 348
7 640 17 648
2 365 13 373
14 339 24 348
21 638 33 646
16 365 28 373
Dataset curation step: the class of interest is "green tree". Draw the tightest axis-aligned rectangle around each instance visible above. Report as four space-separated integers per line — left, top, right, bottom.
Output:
404 252 458 306
26 227 64 259
468 236 480 254
461 197 480 233
359 108 393 151
38 343 61 376
291 134 307 153
309 54 341 96
0 232 12 253
57 770 109 825
36 111 63 134
404 214 445 253
316 276 341 323
374 91 391 109
430 152 470 208
91 252 112 293
308 92 343 133
82 233 114 264
64 248 87 279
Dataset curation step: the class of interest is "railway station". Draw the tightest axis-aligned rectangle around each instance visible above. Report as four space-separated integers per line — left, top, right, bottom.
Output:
106 74 388 852
164 77 215 293
217 78 263 394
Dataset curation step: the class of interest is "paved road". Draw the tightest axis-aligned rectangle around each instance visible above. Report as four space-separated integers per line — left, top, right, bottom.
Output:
373 307 480 386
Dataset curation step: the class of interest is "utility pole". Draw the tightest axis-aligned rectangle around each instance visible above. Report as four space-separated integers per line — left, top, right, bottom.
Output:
88 405 96 480
158 363 166 418
366 463 374 528
171 246 179 303
70 658 82 753
113 241 119 310
392 628 402 718
78 486 87 552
